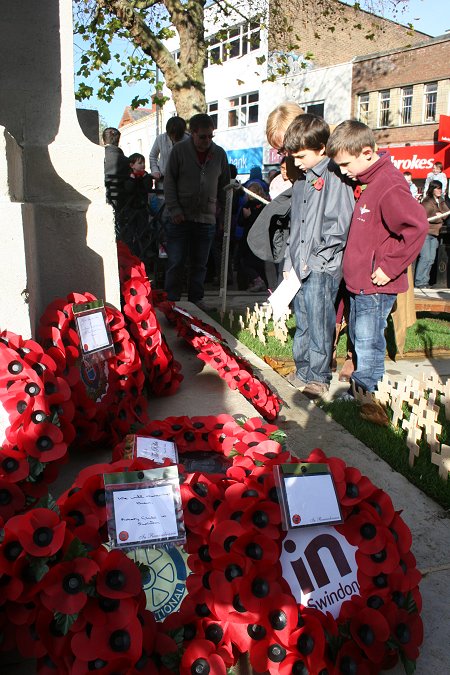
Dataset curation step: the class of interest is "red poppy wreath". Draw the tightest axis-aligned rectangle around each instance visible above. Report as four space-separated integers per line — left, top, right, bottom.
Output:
156 301 282 421
0 415 422 674
38 291 148 448
117 241 183 397
0 330 75 519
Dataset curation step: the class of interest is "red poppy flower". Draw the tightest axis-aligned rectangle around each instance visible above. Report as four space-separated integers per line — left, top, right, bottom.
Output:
0 478 26 520
71 615 143 664
313 176 325 190
239 500 281 540
388 551 422 593
96 549 143 599
389 511 413 556
15 620 47 659
35 606 74 663
289 610 327 672
340 506 390 554
0 528 25 575
83 594 139 629
348 606 390 663
383 602 423 661
242 417 280 436
18 422 67 463
239 565 283 613
333 641 375 675
180 638 227 675
39 556 98 614
8 507 66 557
232 530 280 567
341 466 376 507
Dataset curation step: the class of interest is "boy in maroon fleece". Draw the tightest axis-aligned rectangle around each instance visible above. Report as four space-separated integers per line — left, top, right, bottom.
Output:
326 121 428 394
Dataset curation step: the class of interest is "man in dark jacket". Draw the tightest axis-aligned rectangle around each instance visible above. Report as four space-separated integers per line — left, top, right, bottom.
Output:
163 114 230 308
102 127 130 238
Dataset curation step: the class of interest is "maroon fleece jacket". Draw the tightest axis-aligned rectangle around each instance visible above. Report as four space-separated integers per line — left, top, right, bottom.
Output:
343 153 428 295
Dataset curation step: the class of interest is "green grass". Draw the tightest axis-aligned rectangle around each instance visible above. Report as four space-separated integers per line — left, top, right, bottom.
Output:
210 310 450 362
320 398 450 511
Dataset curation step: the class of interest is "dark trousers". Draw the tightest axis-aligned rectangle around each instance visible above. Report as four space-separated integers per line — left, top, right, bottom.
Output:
164 220 216 302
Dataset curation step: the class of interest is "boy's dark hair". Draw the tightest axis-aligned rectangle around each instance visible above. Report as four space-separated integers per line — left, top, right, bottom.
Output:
229 163 238 179
433 161 443 171
426 180 444 199
283 113 330 153
326 120 376 158
102 127 121 146
189 113 214 133
166 116 187 141
403 171 412 177
129 152 145 165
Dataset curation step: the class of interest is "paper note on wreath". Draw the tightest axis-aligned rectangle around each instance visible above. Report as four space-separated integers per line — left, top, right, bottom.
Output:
113 486 178 545
274 463 342 530
135 436 178 464
268 268 301 321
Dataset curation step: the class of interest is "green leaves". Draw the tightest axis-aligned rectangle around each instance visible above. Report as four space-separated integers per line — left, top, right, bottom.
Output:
54 611 80 635
64 537 89 562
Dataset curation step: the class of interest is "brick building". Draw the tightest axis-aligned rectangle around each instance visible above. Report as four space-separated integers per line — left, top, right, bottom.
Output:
351 34 450 183
269 0 429 67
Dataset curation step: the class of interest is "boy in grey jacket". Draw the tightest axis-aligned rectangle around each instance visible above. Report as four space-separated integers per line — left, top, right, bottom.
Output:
163 114 230 306
283 114 354 399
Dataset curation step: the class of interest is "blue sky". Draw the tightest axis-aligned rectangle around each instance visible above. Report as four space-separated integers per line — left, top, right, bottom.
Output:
74 0 449 127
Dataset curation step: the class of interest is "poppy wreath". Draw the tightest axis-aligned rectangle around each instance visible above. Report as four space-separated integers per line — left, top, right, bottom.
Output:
156 301 282 422
38 291 148 448
117 242 183 397
0 330 76 520
12 414 419 675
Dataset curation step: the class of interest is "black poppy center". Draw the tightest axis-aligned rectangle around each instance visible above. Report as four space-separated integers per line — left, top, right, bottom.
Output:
2 457 19 473
371 549 387 563
346 483 359 498
99 597 120 612
205 624 223 645
247 624 266 640
4 540 23 561
33 527 54 547
268 643 286 663
297 633 315 656
0 489 12 506
251 577 269 598
396 623 411 644
63 573 83 594
88 659 108 670
232 594 246 613
37 436 54 451
367 595 384 610
93 489 106 507
8 360 23 374
252 510 269 528
198 545 211 563
270 609 287 630
245 542 263 560
191 658 210 675
109 629 131 652
188 498 205 515
225 564 243 581
358 624 375 646
193 482 208 498
106 570 126 590
360 523 376 540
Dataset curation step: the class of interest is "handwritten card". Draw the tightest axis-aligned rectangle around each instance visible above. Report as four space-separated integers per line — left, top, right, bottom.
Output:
135 436 178 464
75 310 112 353
104 466 186 550
268 269 301 321
113 485 178 545
274 463 342 530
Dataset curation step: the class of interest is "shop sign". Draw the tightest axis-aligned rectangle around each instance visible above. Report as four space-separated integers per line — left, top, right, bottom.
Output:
378 143 450 178
438 114 450 143
226 146 263 174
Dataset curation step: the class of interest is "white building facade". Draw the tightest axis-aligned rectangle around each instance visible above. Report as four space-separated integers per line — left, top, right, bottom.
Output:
119 5 352 178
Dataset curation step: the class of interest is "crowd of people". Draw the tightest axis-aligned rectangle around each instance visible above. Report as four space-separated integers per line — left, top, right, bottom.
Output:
103 104 449 400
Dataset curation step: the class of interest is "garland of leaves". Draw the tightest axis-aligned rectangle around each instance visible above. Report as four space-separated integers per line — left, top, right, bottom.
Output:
0 415 423 674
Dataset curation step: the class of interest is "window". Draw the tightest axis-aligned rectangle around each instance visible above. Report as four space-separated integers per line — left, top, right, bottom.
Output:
301 101 325 117
424 82 437 122
357 94 370 124
378 90 391 127
208 101 218 129
401 86 413 125
228 92 259 127
207 21 261 66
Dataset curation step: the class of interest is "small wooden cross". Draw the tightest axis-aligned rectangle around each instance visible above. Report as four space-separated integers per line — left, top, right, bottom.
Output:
440 380 450 420
401 413 422 467
238 315 245 331
424 421 443 454
390 394 405 427
431 443 450 480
